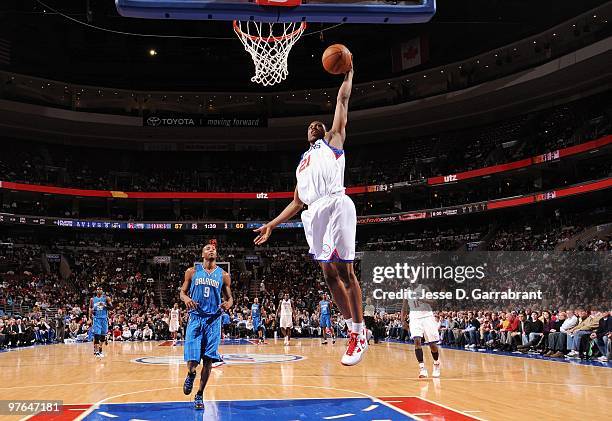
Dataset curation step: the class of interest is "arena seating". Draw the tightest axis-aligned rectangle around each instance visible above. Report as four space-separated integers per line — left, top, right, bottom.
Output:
0 94 608 194
1 211 609 362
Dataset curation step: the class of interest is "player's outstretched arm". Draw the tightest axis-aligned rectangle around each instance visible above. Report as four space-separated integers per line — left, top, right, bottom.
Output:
220 272 233 311
327 63 353 150
180 267 198 310
254 187 303 245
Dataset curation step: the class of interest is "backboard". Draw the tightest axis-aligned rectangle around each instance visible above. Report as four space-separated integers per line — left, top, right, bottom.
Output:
115 0 437 24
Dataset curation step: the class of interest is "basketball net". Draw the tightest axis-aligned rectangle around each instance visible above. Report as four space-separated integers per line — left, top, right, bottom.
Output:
233 1 306 86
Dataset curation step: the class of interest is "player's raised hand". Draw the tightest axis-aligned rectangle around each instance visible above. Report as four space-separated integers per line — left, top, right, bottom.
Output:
253 224 273 245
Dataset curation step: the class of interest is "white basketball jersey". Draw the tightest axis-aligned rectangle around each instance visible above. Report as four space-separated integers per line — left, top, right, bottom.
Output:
408 285 434 320
280 299 292 316
170 309 179 321
296 139 345 206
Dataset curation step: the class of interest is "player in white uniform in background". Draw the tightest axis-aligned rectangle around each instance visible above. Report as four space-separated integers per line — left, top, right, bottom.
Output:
401 284 441 378
277 293 294 346
255 62 369 366
169 303 180 345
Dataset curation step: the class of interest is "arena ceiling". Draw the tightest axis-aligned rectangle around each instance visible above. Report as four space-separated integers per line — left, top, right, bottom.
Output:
0 0 608 91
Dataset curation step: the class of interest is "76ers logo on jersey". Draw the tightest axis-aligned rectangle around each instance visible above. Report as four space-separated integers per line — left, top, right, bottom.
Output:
298 155 311 173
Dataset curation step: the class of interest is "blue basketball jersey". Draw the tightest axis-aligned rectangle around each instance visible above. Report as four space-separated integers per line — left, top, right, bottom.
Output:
251 303 261 319
92 295 108 319
320 300 331 316
189 264 224 316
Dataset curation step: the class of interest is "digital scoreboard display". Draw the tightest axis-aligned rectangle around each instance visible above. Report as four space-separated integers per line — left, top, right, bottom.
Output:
0 214 304 231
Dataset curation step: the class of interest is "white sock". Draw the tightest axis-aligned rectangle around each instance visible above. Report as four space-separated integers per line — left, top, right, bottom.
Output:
419 362 425 369
352 322 364 334
345 319 353 332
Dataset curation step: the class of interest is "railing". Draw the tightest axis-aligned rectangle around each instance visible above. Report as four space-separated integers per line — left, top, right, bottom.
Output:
0 303 31 317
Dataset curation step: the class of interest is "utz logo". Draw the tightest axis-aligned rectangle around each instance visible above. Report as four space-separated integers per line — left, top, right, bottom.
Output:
257 193 268 199
132 354 304 366
147 116 161 126
444 174 457 183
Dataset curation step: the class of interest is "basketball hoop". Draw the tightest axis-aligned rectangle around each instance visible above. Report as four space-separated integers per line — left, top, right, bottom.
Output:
233 20 307 87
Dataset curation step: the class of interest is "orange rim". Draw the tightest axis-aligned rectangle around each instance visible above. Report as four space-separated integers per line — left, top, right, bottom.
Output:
233 21 307 43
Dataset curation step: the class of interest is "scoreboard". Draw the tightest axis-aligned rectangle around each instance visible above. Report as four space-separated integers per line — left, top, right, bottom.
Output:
0 214 303 231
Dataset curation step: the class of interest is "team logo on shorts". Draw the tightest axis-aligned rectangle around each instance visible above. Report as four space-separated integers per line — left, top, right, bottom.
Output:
322 244 332 255
132 353 304 366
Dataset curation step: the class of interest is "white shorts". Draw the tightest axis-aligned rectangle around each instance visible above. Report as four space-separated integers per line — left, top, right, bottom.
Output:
301 194 356 262
410 317 440 343
280 314 293 329
169 322 180 333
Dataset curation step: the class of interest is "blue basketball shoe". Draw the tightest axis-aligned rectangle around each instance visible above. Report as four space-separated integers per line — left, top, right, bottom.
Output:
183 371 196 395
194 393 204 410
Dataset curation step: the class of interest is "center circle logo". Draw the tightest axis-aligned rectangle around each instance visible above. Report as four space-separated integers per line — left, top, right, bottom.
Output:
132 353 304 366
147 116 161 126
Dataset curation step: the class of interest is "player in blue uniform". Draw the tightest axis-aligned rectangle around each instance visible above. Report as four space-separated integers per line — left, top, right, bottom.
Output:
180 241 233 410
221 310 231 339
251 298 265 343
318 293 335 345
89 287 111 358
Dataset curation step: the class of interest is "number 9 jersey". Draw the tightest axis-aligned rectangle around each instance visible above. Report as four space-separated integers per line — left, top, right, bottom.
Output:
189 263 224 316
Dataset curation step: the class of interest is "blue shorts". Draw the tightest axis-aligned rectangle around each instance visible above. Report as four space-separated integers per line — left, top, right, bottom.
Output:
320 315 331 328
253 317 261 331
184 313 222 363
92 318 108 336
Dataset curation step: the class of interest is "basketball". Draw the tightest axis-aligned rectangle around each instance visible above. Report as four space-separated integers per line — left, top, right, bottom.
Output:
322 44 352 75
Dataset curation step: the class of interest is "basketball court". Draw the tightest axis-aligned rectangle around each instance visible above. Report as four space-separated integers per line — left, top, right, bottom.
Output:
2 339 610 420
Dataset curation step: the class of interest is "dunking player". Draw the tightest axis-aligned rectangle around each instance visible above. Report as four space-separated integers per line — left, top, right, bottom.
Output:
169 303 180 345
254 64 368 365
251 298 265 343
318 293 336 345
89 286 111 358
181 241 233 410
401 285 441 378
277 293 293 345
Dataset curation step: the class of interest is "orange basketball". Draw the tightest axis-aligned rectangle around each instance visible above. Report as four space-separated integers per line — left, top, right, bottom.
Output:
322 44 352 75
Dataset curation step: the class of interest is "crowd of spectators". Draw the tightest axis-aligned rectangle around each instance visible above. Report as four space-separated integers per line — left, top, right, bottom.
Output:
0 95 608 196
382 309 611 362
1 211 609 358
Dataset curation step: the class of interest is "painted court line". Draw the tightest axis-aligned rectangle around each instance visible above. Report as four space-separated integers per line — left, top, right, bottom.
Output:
381 397 480 421
373 398 424 421
4 374 610 392
415 396 487 421
323 414 355 419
